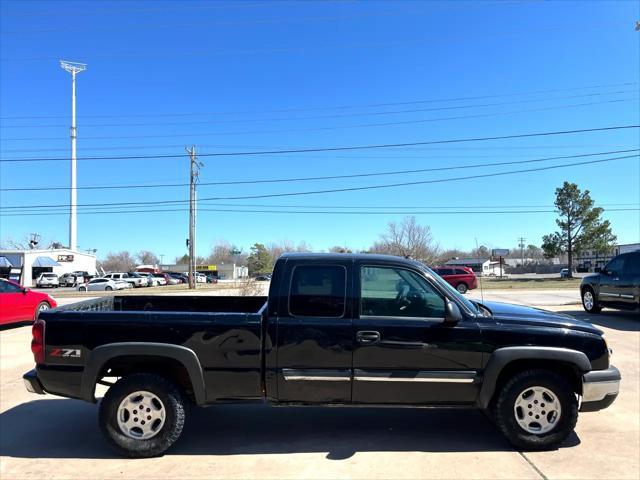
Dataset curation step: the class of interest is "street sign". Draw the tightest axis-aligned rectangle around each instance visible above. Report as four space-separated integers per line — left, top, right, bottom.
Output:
230 249 242 255
492 249 509 257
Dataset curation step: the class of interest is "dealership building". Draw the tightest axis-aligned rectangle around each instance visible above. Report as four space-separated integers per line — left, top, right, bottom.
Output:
0 248 97 287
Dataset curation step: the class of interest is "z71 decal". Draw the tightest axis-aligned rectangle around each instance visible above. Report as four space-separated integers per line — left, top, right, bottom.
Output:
50 348 81 358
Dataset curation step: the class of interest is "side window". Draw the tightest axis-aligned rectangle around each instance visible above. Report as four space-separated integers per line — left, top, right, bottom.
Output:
289 265 346 317
360 266 445 318
626 254 640 275
606 256 625 275
0 281 22 293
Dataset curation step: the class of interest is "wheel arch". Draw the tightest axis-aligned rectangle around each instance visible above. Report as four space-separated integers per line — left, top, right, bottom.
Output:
81 343 206 405
477 347 591 409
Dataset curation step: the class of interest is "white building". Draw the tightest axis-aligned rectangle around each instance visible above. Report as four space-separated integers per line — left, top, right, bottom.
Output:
0 248 97 287
159 262 248 280
577 243 640 272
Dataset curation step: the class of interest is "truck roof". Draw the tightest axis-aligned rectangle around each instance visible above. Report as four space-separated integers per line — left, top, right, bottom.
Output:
279 252 425 266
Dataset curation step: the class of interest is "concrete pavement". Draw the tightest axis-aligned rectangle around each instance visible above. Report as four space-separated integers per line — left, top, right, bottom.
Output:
1 293 638 479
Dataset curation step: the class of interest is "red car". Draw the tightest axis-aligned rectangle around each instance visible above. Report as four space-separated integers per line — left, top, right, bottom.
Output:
0 278 57 326
432 266 478 294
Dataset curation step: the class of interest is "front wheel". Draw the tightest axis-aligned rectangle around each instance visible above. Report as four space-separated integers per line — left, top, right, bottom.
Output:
456 283 468 294
582 288 601 313
99 373 185 458
34 301 51 320
105 286 113 291
492 369 578 450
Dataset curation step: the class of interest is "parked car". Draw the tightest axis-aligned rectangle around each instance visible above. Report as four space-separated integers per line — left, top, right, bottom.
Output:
195 272 207 283
143 273 159 287
104 273 146 288
581 251 640 313
59 272 84 287
126 272 149 287
24 253 619 458
0 278 57 326
255 275 271 281
205 274 218 284
151 273 169 286
77 278 131 292
166 275 181 285
431 266 478 293
70 271 93 284
167 273 186 284
36 273 59 288
560 268 572 278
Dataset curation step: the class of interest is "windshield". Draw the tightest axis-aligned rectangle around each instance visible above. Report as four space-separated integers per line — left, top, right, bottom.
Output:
414 263 479 314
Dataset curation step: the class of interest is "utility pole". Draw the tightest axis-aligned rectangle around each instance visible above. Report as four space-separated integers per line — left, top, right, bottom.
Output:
518 237 526 269
186 146 203 289
60 61 87 252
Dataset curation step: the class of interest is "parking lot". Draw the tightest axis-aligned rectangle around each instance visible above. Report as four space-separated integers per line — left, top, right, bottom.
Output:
1 291 638 480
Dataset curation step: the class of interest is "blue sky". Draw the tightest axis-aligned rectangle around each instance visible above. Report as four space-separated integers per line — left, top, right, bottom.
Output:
1 0 639 261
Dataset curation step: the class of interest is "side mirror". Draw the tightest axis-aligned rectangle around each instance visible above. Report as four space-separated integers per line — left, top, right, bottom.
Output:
21 287 28 294
444 299 462 324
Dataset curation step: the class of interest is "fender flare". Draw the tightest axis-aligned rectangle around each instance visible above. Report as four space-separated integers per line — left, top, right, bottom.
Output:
80 342 206 405
477 346 591 409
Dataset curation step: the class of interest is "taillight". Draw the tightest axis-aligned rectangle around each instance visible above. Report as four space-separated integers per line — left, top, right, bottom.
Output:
31 319 45 364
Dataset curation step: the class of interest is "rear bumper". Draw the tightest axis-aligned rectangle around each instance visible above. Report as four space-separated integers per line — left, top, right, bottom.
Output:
581 365 620 412
23 369 45 394
23 366 85 400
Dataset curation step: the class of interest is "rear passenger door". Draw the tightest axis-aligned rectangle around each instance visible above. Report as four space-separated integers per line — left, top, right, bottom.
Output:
275 261 354 403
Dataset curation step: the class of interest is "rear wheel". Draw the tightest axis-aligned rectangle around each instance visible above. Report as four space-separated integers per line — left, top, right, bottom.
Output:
79 286 87 292
99 373 185 458
492 369 578 450
456 283 468 294
582 287 601 313
105 286 113 291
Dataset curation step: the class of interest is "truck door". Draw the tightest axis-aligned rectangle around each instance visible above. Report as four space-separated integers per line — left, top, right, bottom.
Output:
352 263 483 405
599 255 627 307
275 260 353 403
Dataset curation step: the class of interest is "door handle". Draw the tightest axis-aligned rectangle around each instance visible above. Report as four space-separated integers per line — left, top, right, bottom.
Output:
357 330 380 344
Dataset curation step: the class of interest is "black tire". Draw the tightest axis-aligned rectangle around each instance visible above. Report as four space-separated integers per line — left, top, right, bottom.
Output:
456 283 468 294
491 369 578 450
105 286 113 291
582 287 601 313
99 373 185 458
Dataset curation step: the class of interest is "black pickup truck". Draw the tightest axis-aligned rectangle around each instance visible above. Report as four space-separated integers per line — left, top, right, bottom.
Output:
24 253 620 457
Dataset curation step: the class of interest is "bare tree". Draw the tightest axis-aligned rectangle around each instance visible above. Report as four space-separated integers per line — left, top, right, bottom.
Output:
101 251 137 272
267 240 312 261
136 250 159 265
370 216 440 264
328 246 353 253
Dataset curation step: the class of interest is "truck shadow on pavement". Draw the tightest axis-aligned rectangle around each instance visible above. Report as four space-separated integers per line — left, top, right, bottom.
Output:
0 400 579 459
563 310 640 332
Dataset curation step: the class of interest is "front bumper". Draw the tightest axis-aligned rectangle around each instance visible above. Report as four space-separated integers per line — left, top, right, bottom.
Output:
581 365 620 412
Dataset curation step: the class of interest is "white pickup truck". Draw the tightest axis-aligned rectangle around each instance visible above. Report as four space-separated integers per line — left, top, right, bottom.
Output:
103 272 147 288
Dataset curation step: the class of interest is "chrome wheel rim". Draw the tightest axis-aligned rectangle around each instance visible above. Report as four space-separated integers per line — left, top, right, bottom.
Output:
457 284 467 293
116 391 166 440
38 303 49 313
514 386 562 434
583 291 594 310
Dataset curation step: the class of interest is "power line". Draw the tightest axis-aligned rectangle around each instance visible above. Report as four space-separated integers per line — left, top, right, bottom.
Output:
2 153 637 211
2 149 636 192
1 81 635 120
1 125 638 163
2 207 637 218
2 98 636 141
2 90 635 129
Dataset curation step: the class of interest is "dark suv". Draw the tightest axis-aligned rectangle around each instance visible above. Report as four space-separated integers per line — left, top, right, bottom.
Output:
581 251 640 313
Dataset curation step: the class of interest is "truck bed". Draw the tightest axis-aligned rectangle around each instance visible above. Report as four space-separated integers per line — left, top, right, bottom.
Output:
39 295 268 403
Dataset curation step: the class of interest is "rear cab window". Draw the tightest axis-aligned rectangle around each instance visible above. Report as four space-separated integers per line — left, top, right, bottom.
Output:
288 265 347 317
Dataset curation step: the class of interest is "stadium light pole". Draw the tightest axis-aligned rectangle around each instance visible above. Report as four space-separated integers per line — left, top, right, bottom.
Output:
60 60 87 252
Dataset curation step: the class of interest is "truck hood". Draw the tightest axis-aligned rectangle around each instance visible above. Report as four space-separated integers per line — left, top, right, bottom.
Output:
481 301 602 335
